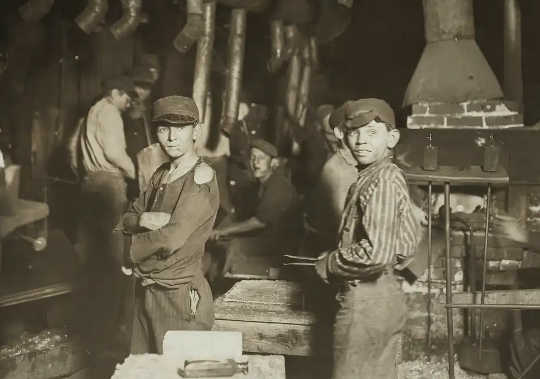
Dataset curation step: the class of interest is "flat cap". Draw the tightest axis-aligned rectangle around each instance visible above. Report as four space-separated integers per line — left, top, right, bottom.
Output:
103 75 135 95
152 95 199 125
250 138 278 158
330 98 395 130
132 65 155 86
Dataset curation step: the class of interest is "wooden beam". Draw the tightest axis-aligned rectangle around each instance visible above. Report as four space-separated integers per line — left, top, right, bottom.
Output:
450 288 540 305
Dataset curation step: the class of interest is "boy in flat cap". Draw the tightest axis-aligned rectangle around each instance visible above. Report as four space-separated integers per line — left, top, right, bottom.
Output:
117 95 219 353
315 98 419 378
210 138 300 278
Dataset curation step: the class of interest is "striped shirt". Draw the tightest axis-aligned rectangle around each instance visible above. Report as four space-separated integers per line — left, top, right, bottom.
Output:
327 156 419 279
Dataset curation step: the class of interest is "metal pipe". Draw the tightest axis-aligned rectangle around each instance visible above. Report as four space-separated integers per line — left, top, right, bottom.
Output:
295 44 312 127
444 182 455 379
426 182 433 352
220 8 247 136
267 19 285 73
504 0 523 109
446 304 540 310
19 0 55 22
75 0 109 34
193 1 216 123
174 0 204 53
285 52 301 122
478 183 492 357
308 36 319 70
110 0 144 40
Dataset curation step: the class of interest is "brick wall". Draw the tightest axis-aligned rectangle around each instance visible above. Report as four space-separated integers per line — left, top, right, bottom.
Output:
407 100 523 129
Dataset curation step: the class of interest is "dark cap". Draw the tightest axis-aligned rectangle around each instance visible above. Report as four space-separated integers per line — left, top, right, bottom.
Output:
330 98 396 130
250 138 278 158
152 95 199 125
103 75 135 95
132 66 155 86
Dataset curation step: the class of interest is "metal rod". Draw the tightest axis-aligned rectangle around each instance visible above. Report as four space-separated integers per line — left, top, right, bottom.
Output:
518 350 540 379
444 182 455 379
479 183 492 357
426 181 433 353
446 303 540 310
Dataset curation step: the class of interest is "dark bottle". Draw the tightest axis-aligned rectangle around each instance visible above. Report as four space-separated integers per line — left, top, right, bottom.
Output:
483 134 500 172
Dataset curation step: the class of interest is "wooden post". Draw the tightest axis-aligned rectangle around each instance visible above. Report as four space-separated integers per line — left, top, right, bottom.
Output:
503 0 523 110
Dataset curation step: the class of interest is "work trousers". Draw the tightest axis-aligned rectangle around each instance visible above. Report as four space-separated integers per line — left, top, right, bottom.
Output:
332 272 407 379
78 172 129 350
130 273 215 354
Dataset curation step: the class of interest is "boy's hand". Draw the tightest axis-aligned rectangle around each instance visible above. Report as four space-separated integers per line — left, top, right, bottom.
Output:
139 212 171 231
491 214 529 244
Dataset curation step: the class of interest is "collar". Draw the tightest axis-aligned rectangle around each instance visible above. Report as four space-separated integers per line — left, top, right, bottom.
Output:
356 155 394 178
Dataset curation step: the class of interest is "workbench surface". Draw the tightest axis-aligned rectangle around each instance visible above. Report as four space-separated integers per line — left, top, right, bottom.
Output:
112 354 285 379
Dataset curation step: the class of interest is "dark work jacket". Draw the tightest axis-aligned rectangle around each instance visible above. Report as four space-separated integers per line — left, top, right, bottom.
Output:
120 160 219 288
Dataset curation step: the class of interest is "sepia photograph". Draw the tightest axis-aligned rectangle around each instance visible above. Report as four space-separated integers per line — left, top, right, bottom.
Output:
0 0 540 378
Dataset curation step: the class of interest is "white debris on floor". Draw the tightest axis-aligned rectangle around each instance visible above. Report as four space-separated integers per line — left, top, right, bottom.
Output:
398 356 507 379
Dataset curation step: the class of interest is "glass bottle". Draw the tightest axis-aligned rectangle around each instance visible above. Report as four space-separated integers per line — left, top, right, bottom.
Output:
483 134 500 172
423 132 438 171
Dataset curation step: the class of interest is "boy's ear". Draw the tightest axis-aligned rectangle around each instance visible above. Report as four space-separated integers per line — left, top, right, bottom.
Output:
270 157 280 170
387 129 400 149
193 122 201 141
333 127 344 140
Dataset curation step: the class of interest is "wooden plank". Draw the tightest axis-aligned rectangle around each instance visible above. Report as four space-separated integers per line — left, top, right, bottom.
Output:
213 319 321 356
405 165 509 186
214 298 316 325
450 288 540 305
222 280 305 307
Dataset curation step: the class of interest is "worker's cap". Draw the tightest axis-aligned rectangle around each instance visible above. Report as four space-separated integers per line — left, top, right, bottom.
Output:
250 138 278 158
132 65 155 86
330 98 396 130
152 95 199 125
103 75 136 96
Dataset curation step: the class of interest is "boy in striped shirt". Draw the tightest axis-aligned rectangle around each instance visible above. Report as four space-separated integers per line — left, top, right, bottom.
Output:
315 98 420 379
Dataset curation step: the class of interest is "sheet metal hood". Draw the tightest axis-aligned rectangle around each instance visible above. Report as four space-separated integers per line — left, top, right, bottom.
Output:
403 0 503 106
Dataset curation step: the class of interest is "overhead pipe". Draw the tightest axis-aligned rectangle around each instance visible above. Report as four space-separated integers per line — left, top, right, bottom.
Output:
503 0 523 109
110 0 144 40
193 1 216 151
174 0 204 53
217 0 271 13
75 0 109 34
295 44 312 127
19 0 55 22
284 51 301 123
267 19 285 73
193 1 215 122
220 8 247 136
308 36 319 70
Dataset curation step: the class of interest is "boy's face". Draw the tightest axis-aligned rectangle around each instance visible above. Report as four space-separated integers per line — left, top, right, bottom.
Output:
156 123 198 159
343 120 399 166
250 147 273 181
